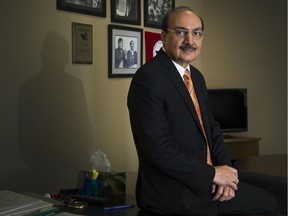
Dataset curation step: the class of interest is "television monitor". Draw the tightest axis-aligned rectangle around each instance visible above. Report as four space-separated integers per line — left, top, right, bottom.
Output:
207 88 248 133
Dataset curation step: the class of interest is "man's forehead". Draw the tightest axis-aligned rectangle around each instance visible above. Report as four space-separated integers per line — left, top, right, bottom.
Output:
169 11 202 27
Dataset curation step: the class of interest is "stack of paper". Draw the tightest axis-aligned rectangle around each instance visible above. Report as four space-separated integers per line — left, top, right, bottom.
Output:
0 190 53 216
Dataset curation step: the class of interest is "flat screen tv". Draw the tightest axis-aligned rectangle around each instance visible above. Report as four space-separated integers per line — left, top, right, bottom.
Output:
207 88 248 133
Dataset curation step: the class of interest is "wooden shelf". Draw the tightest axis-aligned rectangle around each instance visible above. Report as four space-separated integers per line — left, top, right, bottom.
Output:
224 136 260 161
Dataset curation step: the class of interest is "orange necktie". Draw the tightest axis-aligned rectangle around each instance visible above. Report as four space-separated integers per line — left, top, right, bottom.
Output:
183 69 213 165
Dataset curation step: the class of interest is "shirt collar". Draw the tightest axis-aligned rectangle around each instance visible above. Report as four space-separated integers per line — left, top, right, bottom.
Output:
171 60 190 79
162 48 190 78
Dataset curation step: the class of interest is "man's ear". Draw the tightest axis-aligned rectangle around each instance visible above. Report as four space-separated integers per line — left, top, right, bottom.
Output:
161 31 166 46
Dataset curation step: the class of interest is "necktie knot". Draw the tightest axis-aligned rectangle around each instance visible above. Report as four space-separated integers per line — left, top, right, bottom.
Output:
183 69 193 93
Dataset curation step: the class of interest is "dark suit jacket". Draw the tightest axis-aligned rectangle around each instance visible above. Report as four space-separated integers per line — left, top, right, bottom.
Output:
127 49 232 215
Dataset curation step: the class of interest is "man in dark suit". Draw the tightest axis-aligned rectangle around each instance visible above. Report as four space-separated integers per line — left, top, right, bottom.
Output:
127 6 279 215
115 37 126 68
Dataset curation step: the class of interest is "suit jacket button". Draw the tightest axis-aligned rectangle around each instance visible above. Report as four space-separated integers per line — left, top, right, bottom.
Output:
201 146 206 152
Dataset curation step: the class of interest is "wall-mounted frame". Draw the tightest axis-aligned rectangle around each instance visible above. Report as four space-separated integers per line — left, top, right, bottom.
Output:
56 0 106 17
145 31 162 62
144 0 175 29
108 24 143 78
72 22 93 64
111 0 141 25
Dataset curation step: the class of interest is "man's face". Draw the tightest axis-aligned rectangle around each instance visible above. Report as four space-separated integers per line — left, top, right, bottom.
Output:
130 41 135 50
161 10 204 68
152 0 157 6
119 40 123 49
162 4 169 14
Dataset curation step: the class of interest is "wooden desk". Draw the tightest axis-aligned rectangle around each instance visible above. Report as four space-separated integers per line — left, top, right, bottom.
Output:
66 195 282 216
234 154 287 177
224 136 260 161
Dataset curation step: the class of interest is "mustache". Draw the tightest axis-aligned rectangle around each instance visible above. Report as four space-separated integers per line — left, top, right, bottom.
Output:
179 44 197 51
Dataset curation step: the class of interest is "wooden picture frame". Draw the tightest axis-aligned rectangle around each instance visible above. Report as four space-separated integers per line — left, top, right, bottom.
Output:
144 0 175 29
108 24 143 78
110 0 141 25
72 22 93 64
56 0 106 17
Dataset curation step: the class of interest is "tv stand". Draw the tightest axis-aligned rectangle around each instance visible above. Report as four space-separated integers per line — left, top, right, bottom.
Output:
223 134 236 139
223 136 260 161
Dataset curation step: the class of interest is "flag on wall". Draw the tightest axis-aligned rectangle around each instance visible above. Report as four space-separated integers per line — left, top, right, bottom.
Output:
145 31 162 62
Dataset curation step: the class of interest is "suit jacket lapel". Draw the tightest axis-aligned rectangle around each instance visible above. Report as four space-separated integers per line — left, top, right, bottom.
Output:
169 72 203 131
190 69 211 140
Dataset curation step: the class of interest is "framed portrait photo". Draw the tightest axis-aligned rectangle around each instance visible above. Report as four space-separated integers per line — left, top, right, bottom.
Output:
56 0 106 17
108 25 143 78
111 0 141 25
144 0 175 29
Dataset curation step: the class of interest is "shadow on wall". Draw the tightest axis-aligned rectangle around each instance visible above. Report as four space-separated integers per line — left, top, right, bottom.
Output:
17 31 93 193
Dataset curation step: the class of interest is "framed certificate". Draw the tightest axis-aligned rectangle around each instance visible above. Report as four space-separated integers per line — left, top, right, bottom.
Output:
72 22 93 64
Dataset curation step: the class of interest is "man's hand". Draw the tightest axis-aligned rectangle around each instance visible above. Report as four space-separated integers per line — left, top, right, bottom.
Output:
211 184 235 202
213 165 239 190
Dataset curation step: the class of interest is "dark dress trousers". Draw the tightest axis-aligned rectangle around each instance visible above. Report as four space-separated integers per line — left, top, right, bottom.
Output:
127 49 232 215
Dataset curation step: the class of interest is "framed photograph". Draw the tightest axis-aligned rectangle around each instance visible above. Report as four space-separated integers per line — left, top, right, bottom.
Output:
144 0 175 29
72 22 93 64
56 0 106 17
108 24 143 78
111 0 141 25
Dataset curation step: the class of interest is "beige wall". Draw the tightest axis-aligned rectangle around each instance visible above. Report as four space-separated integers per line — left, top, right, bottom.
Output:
201 0 287 155
0 0 286 194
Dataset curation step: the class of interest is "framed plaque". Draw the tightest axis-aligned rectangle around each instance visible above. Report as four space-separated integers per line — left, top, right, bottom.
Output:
72 22 93 64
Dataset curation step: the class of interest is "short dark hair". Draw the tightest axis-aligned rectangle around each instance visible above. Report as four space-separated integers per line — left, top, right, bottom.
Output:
161 6 204 32
118 38 123 44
